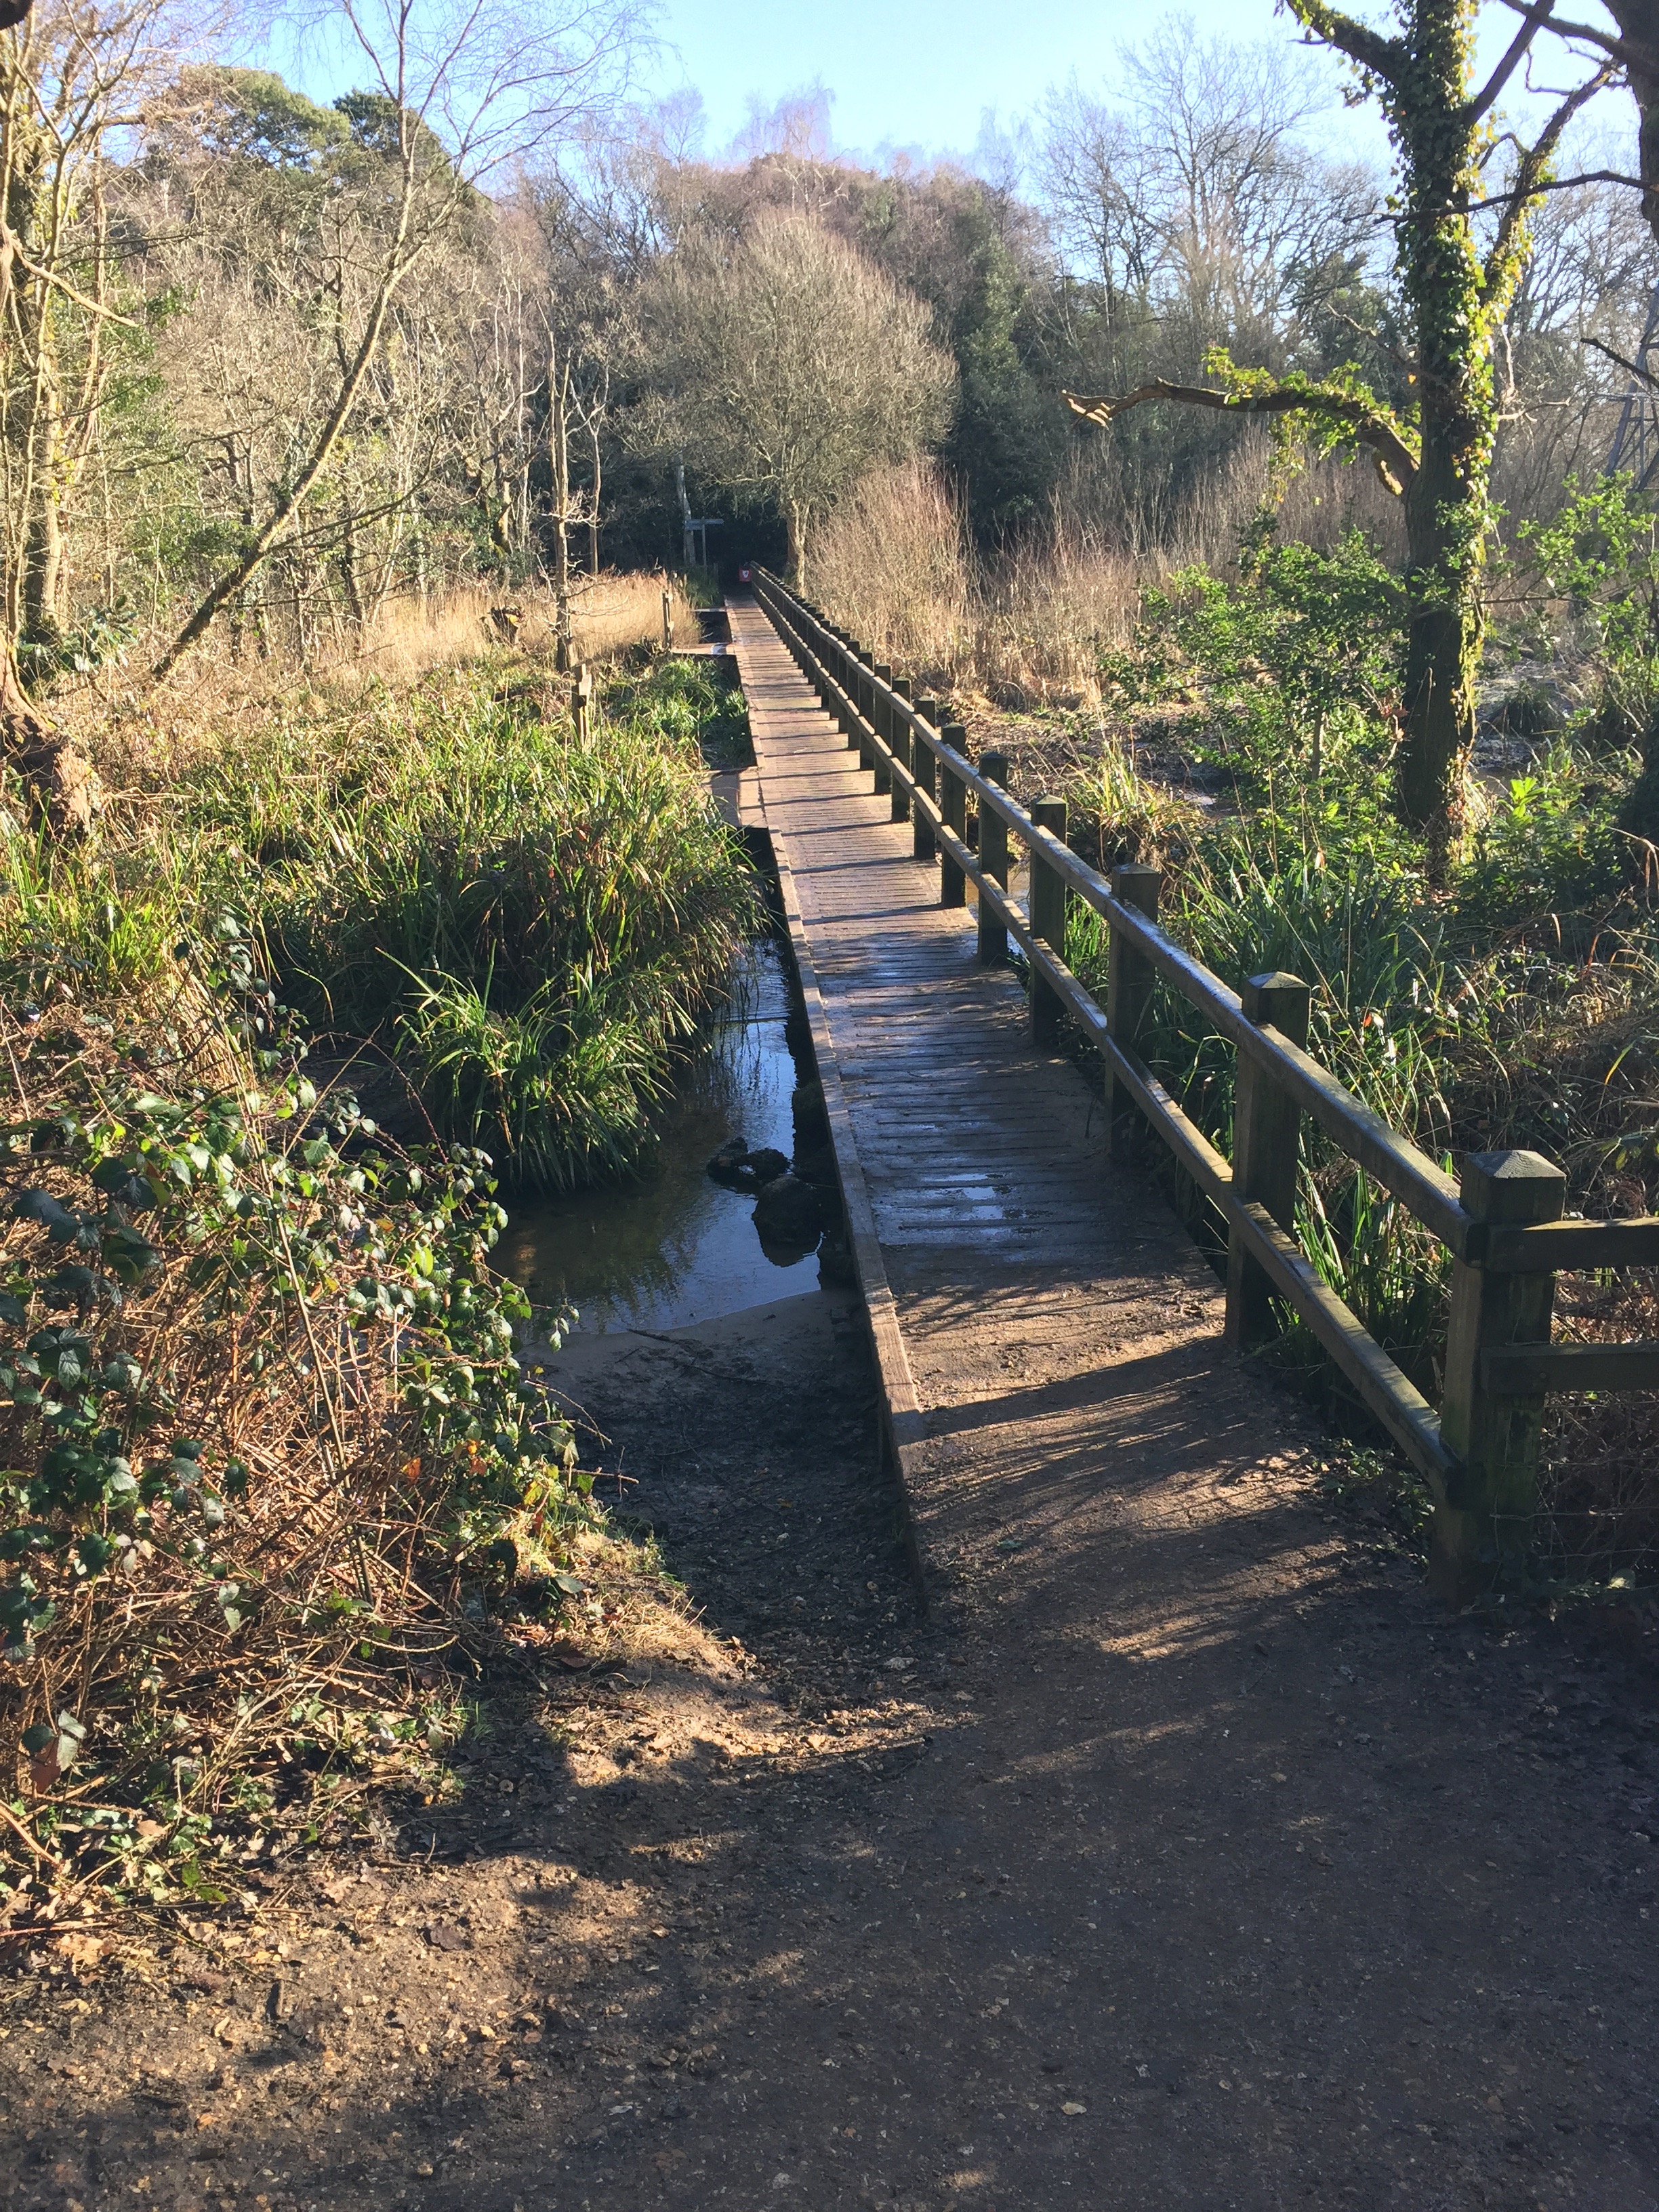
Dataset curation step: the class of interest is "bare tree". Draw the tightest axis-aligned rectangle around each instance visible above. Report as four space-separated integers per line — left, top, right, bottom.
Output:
1038 29 1380 335
152 0 642 676
0 0 193 823
634 211 956 583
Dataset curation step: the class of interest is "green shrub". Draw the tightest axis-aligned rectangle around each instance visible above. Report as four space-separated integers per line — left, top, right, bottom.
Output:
1103 525 1405 796
1458 743 1629 929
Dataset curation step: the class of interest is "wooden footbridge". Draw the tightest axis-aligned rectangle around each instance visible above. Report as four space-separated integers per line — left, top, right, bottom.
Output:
726 575 1659 1607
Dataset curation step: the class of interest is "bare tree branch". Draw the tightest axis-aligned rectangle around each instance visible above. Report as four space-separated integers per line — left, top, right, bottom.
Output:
1061 379 1418 493
1469 0 1559 118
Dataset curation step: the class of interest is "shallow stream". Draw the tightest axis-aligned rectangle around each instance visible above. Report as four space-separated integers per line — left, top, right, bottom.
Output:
497 939 821 1333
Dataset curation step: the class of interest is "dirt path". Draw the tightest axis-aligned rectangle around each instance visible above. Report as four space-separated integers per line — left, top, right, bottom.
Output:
5 1278 1659 2212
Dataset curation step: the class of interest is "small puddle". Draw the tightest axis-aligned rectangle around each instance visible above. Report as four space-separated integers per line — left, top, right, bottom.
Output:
498 939 823 1332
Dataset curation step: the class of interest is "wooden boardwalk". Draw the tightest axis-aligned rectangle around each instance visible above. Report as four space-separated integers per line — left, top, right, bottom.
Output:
726 590 1280 1598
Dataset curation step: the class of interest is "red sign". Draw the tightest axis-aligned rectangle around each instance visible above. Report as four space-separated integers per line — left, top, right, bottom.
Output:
737 565 752 583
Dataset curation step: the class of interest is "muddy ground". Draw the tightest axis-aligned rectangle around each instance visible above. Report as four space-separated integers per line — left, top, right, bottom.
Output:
3 1290 1659 2212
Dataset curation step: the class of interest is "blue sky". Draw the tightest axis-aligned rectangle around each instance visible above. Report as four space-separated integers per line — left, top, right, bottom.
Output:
655 0 1371 165
261 0 1635 188
649 0 1631 176
655 0 1368 165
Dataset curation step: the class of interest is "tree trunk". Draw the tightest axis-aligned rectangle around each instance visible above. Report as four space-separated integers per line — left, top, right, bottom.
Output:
1603 1 1659 247
22 478 64 645
588 419 602 576
548 342 573 673
1386 0 1498 861
1396 403 1484 848
339 496 366 636
785 502 808 589
0 642 100 836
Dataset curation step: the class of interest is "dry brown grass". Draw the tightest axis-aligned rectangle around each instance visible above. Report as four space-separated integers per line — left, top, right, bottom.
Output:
810 461 1139 709
357 573 697 677
56 573 699 790
810 445 1408 713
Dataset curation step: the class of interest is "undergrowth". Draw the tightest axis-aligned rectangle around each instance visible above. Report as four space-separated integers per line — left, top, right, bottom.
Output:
0 638 756 1963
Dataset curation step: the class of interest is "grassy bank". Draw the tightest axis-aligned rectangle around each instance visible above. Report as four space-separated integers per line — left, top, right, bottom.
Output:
0 636 757 1957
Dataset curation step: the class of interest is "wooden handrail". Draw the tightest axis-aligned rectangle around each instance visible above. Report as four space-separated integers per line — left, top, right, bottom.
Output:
748 567 1659 1603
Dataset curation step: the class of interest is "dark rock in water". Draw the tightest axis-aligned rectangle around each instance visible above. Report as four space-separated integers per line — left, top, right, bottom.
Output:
707 1139 790 1191
791 1078 828 1145
753 1172 827 1249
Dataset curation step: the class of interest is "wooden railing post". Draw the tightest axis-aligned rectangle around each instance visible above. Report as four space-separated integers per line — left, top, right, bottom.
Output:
573 661 593 745
872 664 893 795
1029 795 1068 1042
1225 972 1313 1351
661 589 672 651
832 637 858 747
912 701 938 862
940 724 971 907
1433 1149 1567 1605
856 651 876 775
890 677 913 822
977 750 1009 964
1105 865 1162 1155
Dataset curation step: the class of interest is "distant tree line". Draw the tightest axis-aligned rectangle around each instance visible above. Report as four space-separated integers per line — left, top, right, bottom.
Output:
0 2 1653 781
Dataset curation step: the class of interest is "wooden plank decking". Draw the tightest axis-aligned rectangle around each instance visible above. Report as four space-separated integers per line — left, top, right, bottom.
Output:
726 589 1282 1601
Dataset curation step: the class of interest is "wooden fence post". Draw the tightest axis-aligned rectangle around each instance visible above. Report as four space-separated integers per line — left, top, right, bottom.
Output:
1225 971 1313 1351
856 652 876 775
833 638 857 745
890 677 913 822
1029 795 1068 1042
977 749 1009 964
1433 1149 1567 1605
1105 864 1162 1155
661 589 672 651
872 664 893 795
940 724 971 907
573 661 593 745
912 701 938 862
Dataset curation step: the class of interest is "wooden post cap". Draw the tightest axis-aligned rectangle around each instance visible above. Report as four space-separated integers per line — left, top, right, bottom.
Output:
1242 971 1311 1043
980 748 1008 783
1459 1150 1568 1223
1110 862 1162 909
944 722 971 754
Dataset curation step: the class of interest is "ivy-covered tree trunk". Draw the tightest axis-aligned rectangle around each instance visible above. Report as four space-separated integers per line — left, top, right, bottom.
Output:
1388 0 1494 848
1064 0 1606 865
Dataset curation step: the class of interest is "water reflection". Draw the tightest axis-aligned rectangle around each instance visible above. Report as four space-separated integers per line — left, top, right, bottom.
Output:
497 940 819 1332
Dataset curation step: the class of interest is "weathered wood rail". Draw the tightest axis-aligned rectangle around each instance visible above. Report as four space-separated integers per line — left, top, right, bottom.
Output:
751 567 1659 1604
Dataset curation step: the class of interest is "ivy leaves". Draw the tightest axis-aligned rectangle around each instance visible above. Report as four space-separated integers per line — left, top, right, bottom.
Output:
0 1071 571 1671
